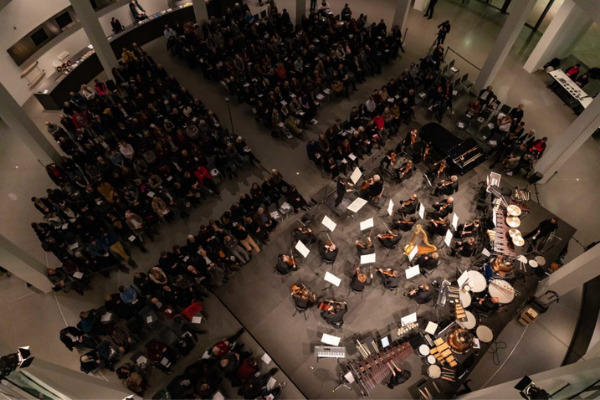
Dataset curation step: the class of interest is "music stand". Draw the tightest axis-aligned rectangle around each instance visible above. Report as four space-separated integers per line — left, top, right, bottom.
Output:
332 372 353 393
538 230 563 254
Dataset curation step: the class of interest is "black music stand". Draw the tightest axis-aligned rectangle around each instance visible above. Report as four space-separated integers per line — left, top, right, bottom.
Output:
332 372 353 393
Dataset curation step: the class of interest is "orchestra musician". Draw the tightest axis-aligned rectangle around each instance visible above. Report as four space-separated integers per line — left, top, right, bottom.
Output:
386 361 411 389
319 300 348 327
392 216 417 232
433 175 458 196
398 193 418 215
292 226 317 244
413 141 431 164
523 217 559 251
455 219 481 239
426 196 454 219
319 240 339 263
379 150 397 171
350 267 373 292
355 236 375 255
276 253 298 275
376 268 402 289
395 160 414 183
471 295 500 313
427 159 448 182
405 284 433 304
360 174 384 203
334 177 354 209
414 252 439 271
398 129 418 155
291 283 317 309
427 217 450 237
377 230 402 249
450 236 476 257
487 255 513 278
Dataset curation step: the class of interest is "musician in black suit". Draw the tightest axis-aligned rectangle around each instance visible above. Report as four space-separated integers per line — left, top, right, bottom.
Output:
427 197 454 219
398 193 418 215
355 237 375 255
377 230 402 248
406 284 434 304
471 295 500 313
350 267 373 292
455 219 481 239
386 363 411 389
427 217 449 237
276 254 297 275
415 252 439 271
392 216 417 232
320 301 347 326
433 175 459 196
292 226 316 244
523 217 558 250
334 177 353 208
450 236 476 257
376 268 402 288
291 285 317 309
319 241 338 262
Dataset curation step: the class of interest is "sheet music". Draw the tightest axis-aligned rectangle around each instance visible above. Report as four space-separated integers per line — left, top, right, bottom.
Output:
344 371 355 383
457 270 469 288
408 245 419 262
380 336 390 348
387 199 394 216
452 213 459 230
324 271 342 286
321 333 342 346
405 265 420 279
360 253 376 264
360 217 374 231
321 215 337 232
72 271 84 279
444 230 453 247
400 312 417 326
213 392 225 400
418 203 425 219
425 321 438 335
350 167 362 184
347 197 368 213
261 353 272 365
482 248 491 257
295 240 310 257
192 316 202 324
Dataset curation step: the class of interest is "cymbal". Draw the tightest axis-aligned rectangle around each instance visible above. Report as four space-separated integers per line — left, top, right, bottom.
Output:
508 228 521 238
506 216 521 228
535 256 546 266
512 235 525 247
507 205 522 217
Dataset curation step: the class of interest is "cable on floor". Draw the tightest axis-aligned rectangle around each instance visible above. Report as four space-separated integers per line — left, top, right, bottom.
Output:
53 291 69 327
480 324 529 389
486 341 506 365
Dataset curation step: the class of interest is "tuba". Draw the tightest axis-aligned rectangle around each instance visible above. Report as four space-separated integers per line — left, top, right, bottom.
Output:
403 224 437 256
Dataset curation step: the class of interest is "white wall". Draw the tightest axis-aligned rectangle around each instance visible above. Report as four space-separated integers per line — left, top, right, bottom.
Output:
97 0 170 37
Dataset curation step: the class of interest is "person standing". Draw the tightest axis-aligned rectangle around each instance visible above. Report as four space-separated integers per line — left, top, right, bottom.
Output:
424 0 438 19
334 177 353 208
436 20 451 45
523 218 559 251
310 0 317 12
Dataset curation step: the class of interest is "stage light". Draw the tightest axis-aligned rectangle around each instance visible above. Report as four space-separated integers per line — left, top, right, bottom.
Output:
0 346 34 379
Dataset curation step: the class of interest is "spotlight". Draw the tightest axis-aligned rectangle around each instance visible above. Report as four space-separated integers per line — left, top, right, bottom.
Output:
0 346 34 379
515 376 550 400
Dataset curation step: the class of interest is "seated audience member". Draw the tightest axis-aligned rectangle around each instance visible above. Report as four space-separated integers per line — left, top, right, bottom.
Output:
60 326 98 352
145 339 178 373
129 0 147 21
116 363 146 395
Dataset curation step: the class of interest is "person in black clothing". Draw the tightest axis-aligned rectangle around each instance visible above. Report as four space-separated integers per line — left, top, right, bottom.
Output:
320 241 339 262
433 175 458 196
276 253 297 275
111 17 124 33
291 284 317 309
398 193 418 215
471 295 500 313
427 197 454 219
436 20 451 45
509 104 524 123
293 226 317 244
355 237 375 255
320 301 347 327
376 268 401 288
377 230 402 248
60 326 98 352
450 236 476 257
424 0 438 19
334 177 354 208
406 284 433 304
415 252 439 271
386 362 411 389
523 217 559 250
350 267 372 292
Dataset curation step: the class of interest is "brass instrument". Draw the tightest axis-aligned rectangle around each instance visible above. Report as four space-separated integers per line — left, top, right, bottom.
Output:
403 224 437 256
453 145 478 163
462 152 483 167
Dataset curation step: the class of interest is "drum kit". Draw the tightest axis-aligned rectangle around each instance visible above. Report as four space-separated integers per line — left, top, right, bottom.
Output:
488 279 515 304
506 206 524 246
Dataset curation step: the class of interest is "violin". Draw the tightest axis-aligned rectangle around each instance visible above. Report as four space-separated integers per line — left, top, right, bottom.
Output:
283 254 297 267
423 143 431 160
400 197 416 208
378 231 396 239
440 201 451 212
399 162 413 178
318 299 342 313
324 240 336 252
389 152 397 165
377 268 396 277
437 179 453 188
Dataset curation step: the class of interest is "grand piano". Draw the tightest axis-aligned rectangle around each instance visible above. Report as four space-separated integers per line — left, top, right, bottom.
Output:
419 123 487 175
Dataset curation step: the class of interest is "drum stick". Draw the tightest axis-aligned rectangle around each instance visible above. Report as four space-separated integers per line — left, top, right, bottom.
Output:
432 381 440 393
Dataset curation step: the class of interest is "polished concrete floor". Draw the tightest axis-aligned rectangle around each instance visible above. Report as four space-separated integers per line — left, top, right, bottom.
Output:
1 0 599 398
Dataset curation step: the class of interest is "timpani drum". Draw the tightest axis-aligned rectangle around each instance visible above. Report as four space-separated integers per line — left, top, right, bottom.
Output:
529 260 538 268
458 311 476 330
476 325 494 343
418 344 430 356
466 271 487 293
535 256 546 266
427 365 441 379
488 279 515 304
427 355 436 365
459 290 472 308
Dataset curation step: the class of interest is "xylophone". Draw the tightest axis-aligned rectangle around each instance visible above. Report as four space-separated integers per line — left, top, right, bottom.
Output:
348 342 413 396
490 205 516 257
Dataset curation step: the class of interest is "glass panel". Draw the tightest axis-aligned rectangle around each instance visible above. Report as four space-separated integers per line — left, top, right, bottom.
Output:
527 0 550 27
572 22 600 69
4 371 66 400
538 0 565 32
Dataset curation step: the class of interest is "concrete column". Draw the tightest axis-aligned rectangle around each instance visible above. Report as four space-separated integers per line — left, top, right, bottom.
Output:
69 0 118 80
192 0 209 28
392 0 411 33
413 0 430 12
535 243 600 298
0 82 61 164
534 96 600 183
0 234 52 293
523 0 592 73
295 0 307 28
459 356 600 399
473 0 536 92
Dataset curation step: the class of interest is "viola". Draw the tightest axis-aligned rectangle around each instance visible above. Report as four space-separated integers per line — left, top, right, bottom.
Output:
361 178 374 191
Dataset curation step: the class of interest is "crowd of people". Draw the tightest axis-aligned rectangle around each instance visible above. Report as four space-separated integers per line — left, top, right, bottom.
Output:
37 45 266 294
165 1 405 136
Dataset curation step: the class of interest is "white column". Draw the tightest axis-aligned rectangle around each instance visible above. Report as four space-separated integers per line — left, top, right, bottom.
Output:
0 82 61 164
474 0 536 92
192 0 209 28
534 96 600 183
523 0 592 73
295 0 307 28
70 0 118 81
0 234 52 293
413 0 430 12
535 244 600 298
392 0 411 32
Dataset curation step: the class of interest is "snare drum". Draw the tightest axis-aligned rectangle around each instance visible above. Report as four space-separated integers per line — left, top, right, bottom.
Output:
528 260 538 268
418 344 430 356
427 365 441 379
427 355 436 365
